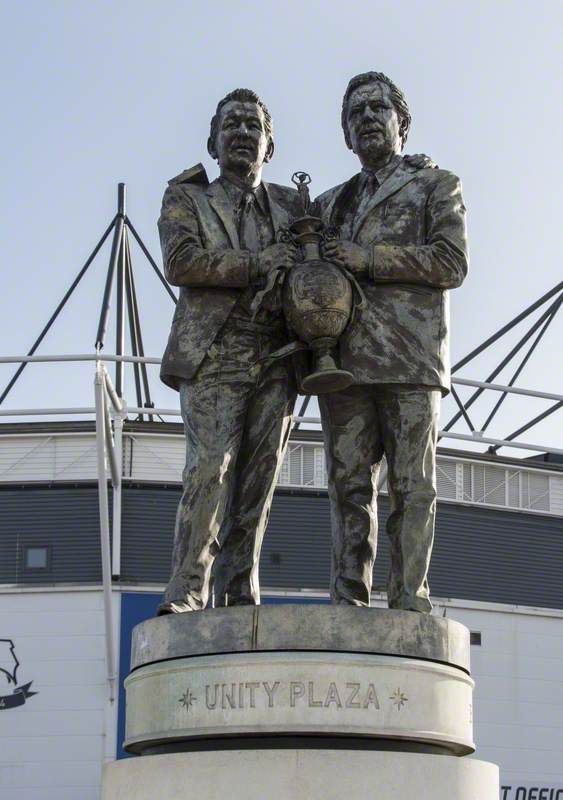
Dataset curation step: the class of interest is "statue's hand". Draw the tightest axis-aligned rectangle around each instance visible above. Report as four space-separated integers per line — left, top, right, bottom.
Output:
323 240 369 276
255 243 299 278
404 153 438 170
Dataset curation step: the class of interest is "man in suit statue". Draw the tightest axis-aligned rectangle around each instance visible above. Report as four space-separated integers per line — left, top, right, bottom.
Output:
316 71 468 613
158 88 302 614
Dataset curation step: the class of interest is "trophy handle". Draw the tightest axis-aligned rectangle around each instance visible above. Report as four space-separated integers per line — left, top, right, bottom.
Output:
278 228 297 245
323 225 341 241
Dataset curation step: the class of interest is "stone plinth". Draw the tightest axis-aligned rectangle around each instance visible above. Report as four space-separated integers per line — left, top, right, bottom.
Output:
125 651 474 754
103 749 499 800
102 605 499 799
131 604 470 672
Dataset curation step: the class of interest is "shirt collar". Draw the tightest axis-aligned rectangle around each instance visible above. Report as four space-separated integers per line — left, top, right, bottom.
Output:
219 176 268 215
361 153 402 188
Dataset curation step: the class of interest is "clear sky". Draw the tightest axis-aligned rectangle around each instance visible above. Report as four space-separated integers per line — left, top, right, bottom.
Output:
0 0 561 456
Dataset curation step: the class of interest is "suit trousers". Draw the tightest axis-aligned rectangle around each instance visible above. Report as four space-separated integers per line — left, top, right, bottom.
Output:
319 385 440 613
162 315 296 611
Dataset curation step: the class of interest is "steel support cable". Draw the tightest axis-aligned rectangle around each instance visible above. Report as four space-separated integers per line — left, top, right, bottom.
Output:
442 291 563 433
0 215 117 406
115 222 126 398
449 385 476 432
123 231 144 414
124 229 154 419
488 400 562 454
126 218 177 304
481 293 563 432
95 213 125 350
452 281 563 374
293 395 312 431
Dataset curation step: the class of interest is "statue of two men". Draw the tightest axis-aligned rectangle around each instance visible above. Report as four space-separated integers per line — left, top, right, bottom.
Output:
157 72 468 616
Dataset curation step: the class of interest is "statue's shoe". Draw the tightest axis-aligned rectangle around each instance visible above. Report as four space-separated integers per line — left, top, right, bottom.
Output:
157 599 200 615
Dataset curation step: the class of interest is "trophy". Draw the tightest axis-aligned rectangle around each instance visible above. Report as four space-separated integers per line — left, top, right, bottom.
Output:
283 172 355 394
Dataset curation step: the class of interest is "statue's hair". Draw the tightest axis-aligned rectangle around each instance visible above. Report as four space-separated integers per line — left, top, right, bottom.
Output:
341 72 411 150
209 89 274 154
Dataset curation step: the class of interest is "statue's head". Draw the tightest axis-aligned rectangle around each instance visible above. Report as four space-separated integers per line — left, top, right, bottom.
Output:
341 72 411 167
208 88 274 176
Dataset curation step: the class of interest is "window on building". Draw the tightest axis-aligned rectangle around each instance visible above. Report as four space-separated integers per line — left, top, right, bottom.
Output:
23 545 50 570
470 631 482 646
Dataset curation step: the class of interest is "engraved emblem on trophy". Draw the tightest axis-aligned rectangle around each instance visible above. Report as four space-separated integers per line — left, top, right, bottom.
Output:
283 171 356 394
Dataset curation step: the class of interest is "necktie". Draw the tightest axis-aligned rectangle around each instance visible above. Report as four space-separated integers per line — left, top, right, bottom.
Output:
364 173 379 196
353 173 380 235
239 192 261 252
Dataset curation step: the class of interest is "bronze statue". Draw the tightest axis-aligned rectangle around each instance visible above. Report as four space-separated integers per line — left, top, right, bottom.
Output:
315 72 468 613
158 76 467 616
157 89 302 613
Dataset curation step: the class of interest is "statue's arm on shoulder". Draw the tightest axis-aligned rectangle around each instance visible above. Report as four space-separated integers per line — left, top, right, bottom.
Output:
313 185 342 222
370 170 468 290
403 153 438 170
158 184 252 289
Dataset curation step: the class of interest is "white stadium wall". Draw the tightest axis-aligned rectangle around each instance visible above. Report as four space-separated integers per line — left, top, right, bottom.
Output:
0 588 119 800
445 602 563 799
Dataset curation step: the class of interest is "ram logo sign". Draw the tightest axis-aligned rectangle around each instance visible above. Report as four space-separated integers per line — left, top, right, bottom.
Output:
0 639 37 710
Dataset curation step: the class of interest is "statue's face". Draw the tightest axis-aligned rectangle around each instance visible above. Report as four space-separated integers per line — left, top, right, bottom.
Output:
214 100 272 173
346 82 403 166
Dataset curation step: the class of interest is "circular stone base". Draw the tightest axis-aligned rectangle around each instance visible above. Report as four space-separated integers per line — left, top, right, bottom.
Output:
102 750 499 800
124 651 474 755
131 605 470 673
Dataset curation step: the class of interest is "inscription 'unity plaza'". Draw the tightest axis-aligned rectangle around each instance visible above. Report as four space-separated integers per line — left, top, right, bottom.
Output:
179 680 408 712
125 650 475 756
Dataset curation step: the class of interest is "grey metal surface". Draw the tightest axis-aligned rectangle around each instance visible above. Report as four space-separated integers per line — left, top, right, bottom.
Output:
130 604 470 672
121 486 563 611
1 484 562 612
0 487 102 584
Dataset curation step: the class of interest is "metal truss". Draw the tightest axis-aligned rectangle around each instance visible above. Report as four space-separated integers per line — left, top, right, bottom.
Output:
0 184 176 416
442 281 563 453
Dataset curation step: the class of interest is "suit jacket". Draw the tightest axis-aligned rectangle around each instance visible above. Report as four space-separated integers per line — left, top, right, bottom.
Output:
159 175 302 390
316 155 468 393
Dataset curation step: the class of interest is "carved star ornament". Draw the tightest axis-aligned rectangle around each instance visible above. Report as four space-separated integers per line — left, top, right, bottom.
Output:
389 687 408 709
179 688 197 711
